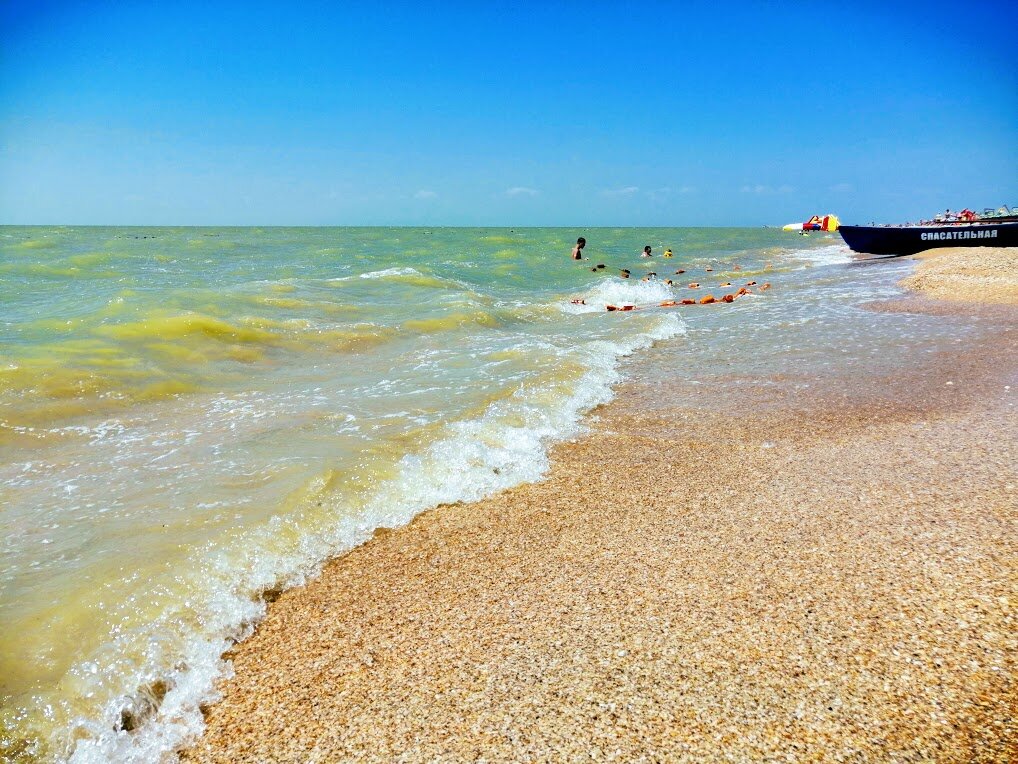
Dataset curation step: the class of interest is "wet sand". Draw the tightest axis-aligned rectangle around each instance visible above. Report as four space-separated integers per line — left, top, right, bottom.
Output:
183 259 1017 762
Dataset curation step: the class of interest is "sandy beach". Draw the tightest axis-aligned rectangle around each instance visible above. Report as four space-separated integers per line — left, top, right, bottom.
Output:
182 250 1017 763
901 246 1018 304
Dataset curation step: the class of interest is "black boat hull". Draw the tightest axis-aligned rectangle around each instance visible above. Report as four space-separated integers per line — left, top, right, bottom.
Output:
839 222 1018 256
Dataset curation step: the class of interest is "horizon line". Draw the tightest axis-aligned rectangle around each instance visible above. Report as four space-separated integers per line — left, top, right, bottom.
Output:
0 222 788 229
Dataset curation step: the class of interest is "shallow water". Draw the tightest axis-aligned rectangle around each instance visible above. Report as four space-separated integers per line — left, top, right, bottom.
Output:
0 226 967 762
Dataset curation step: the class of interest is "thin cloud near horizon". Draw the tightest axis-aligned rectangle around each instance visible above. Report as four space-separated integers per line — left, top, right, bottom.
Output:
740 184 795 195
648 186 696 199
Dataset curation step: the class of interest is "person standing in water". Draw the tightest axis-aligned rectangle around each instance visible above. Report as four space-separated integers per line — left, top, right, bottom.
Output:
641 246 652 257
571 237 586 260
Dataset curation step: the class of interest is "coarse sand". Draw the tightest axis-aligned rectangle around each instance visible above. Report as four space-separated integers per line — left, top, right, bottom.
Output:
901 246 1018 304
182 254 1016 763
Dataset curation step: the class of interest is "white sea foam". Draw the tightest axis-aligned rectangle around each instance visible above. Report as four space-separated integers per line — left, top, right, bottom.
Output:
358 266 423 279
561 277 677 314
61 312 686 764
323 266 424 284
793 242 854 267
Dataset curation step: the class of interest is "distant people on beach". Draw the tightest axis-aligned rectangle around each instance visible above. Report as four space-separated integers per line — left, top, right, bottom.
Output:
641 246 652 257
918 205 1014 225
571 237 586 260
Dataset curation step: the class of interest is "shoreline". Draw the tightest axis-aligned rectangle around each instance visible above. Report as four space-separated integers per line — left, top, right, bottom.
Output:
182 252 1017 762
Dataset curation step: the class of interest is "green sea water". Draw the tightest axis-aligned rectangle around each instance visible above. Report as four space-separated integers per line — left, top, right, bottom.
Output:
2 225 915 762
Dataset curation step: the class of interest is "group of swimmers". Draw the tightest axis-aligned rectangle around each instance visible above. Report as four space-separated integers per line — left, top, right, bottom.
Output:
569 236 770 310
641 245 673 258
569 236 694 282
570 237 672 261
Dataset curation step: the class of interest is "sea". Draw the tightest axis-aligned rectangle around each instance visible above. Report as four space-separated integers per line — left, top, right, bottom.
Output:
0 226 987 762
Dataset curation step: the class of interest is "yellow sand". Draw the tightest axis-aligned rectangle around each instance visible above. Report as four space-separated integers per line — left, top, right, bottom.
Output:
902 247 1018 304
182 294 1017 763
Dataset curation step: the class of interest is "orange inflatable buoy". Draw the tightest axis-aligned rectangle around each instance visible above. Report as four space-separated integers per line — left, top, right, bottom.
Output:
699 294 716 304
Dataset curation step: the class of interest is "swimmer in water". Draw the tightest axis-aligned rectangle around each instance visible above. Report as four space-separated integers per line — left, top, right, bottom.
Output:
664 249 673 257
641 246 652 257
571 237 586 260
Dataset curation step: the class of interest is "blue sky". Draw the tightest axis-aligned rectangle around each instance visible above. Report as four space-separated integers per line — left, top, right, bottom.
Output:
1 1 1015 226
